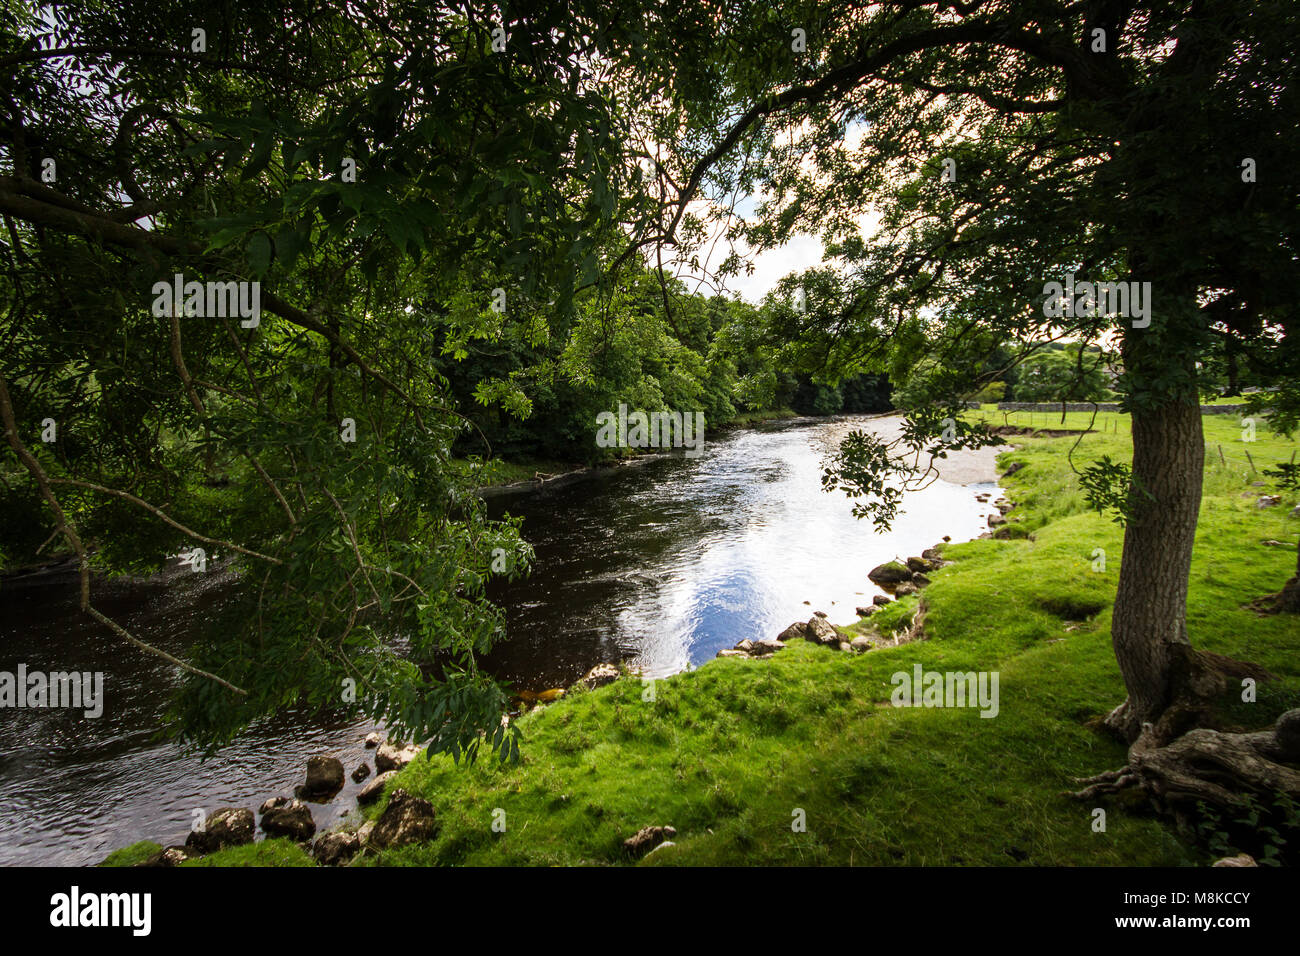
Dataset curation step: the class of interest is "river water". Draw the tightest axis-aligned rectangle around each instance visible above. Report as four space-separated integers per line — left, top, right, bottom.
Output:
0 414 1001 865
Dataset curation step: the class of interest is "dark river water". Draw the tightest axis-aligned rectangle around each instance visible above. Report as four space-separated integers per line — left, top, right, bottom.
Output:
0 415 999 866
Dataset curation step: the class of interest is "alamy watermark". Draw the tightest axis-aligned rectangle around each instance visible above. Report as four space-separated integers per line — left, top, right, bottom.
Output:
890 664 999 718
595 403 706 458
151 273 261 328
1042 272 1151 328
0 664 104 718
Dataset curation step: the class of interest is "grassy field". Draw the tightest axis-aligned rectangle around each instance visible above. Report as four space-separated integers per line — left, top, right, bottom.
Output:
116 407 1300 867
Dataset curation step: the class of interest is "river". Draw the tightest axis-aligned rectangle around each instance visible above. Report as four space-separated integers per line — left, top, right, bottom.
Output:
0 414 1002 865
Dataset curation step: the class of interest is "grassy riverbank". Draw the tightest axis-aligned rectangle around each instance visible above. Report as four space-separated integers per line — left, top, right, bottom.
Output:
458 407 800 489
120 408 1300 867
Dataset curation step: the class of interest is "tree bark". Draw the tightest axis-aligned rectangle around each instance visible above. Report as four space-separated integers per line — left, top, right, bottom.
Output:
1107 376 1205 741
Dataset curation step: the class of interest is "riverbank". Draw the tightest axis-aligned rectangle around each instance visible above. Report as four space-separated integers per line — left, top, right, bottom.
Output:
464 407 802 494
107 408 1300 866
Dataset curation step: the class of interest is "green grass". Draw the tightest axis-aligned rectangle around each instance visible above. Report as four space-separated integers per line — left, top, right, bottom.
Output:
196 409 1299 867
99 841 162 867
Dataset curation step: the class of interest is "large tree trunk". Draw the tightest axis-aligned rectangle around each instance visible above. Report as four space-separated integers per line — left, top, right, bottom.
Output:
1106 364 1205 742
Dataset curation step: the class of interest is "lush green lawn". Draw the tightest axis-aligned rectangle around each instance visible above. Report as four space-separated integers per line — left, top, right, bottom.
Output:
145 408 1300 867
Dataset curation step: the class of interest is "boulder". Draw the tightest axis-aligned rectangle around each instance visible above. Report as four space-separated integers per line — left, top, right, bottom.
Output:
259 797 316 841
577 662 620 690
370 789 438 849
868 561 913 587
623 825 676 859
912 573 931 587
750 638 784 656
805 616 840 647
777 621 810 642
357 771 396 805
351 763 371 784
302 755 345 800
138 845 194 867
921 547 944 562
185 807 254 855
375 742 422 774
312 830 361 866
363 731 383 748
905 556 932 573
733 639 754 653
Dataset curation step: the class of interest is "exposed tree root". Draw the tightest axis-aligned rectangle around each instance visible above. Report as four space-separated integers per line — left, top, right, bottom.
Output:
1247 575 1300 615
1101 645 1276 746
1069 646 1297 840
1068 708 1300 818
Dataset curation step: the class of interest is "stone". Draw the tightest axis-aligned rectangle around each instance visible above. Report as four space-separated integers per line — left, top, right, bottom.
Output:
1212 853 1257 867
988 514 1007 527
577 662 620 690
312 830 361 866
138 845 194 867
805 615 840 647
912 573 931 587
302 755 345 800
872 594 892 607
855 606 874 616
868 561 913 587
716 648 748 658
184 807 255 855
369 789 438 849
733 639 754 653
357 771 396 805
838 641 852 652
363 731 383 748
375 742 422 773
259 797 316 841
921 548 944 562
905 556 932 573
813 610 828 618
623 825 676 859
1002 462 1025 477
850 636 873 653
351 763 371 783
894 582 918 596
750 638 784 656
1257 495 1282 508
777 621 810 642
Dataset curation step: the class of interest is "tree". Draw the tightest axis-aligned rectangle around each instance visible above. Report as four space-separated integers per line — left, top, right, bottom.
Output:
0 0 658 757
624 0 1299 797
1013 346 1109 403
